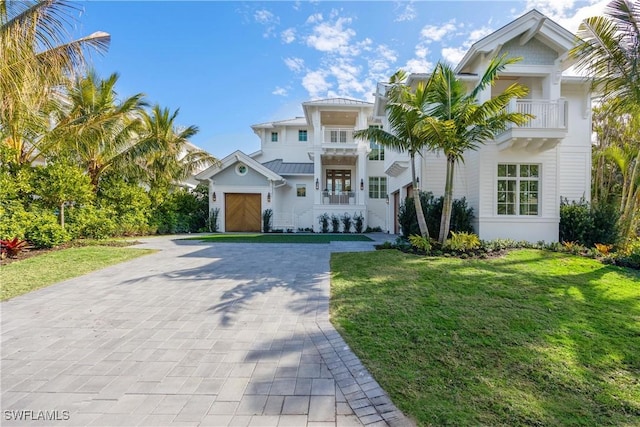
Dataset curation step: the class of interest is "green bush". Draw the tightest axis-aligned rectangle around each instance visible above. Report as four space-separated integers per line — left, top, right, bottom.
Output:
99 178 152 236
318 213 330 233
0 201 35 240
26 212 71 248
263 209 273 233
353 212 364 233
331 214 341 233
207 208 220 232
341 213 352 233
559 198 619 246
444 231 481 252
408 234 431 253
398 192 474 239
66 205 117 240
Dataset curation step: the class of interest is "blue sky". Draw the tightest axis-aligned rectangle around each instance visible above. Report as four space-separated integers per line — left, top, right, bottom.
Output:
75 0 608 158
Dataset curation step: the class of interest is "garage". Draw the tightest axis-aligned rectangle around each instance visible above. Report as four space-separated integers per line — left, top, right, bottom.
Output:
225 193 262 232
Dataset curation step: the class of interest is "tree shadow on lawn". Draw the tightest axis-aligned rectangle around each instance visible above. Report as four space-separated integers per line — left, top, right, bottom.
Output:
330 249 640 426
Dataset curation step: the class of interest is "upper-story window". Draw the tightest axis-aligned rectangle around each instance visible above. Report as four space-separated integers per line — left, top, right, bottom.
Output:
368 177 387 199
271 132 278 142
298 130 308 142
330 130 347 143
497 164 540 215
368 126 384 160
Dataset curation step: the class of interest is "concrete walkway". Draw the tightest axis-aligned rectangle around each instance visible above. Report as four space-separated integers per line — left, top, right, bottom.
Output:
1 234 413 427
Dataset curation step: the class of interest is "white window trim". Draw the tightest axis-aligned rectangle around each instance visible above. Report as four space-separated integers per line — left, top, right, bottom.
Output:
368 176 387 199
495 163 541 216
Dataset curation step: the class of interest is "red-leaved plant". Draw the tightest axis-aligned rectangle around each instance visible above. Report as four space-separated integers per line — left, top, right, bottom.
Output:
0 237 28 259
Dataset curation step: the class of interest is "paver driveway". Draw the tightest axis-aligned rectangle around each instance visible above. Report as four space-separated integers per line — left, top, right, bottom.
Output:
1 236 412 427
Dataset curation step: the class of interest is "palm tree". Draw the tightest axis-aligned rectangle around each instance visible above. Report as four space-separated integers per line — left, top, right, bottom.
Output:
139 105 217 204
571 0 640 111
419 56 531 243
50 71 148 191
1 0 110 165
354 70 433 238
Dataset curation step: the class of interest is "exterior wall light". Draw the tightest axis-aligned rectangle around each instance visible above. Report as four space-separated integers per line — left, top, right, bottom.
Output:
386 194 389 204
360 178 364 190
212 192 216 202
267 192 271 203
315 178 319 190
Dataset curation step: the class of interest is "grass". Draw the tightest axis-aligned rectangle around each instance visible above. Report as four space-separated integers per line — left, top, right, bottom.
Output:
189 233 373 244
331 249 640 426
1 246 154 301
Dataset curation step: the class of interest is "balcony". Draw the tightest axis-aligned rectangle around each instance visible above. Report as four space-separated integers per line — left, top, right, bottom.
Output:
321 127 358 156
496 99 568 152
322 191 356 205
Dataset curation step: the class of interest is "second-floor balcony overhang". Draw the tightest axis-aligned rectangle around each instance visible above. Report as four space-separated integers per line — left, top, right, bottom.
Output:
496 99 568 152
320 127 359 153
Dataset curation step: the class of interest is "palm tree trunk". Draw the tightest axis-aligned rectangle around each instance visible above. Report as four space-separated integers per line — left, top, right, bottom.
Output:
411 153 429 238
438 156 455 243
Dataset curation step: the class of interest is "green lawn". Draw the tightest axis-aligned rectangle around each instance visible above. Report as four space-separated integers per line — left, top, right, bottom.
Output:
331 249 640 426
189 233 373 244
1 246 154 301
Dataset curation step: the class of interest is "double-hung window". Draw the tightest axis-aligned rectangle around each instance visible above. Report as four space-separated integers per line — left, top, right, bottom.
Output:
368 177 387 199
271 132 278 142
497 164 540 215
298 130 308 142
368 125 384 160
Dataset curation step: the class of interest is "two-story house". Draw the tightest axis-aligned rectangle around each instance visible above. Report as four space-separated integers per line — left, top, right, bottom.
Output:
378 9 592 242
196 98 388 232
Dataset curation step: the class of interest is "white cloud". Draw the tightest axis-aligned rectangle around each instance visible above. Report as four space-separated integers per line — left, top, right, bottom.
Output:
302 70 332 99
468 26 493 44
403 58 434 74
254 9 278 25
420 21 457 42
330 60 365 94
524 0 609 32
306 13 323 24
394 1 416 22
281 28 296 44
284 57 305 73
442 47 467 67
272 87 288 96
306 17 356 54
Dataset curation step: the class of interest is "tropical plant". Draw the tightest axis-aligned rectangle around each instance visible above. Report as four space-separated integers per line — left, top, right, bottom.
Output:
0 237 28 258
49 71 148 191
571 0 640 111
341 213 352 233
331 214 341 233
419 56 531 243
262 209 273 233
398 191 474 239
354 70 433 238
318 213 330 233
1 0 110 166
444 231 481 252
408 234 431 253
207 208 220 233
353 212 365 233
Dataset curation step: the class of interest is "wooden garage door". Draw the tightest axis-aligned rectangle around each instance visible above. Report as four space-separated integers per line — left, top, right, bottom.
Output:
225 193 261 232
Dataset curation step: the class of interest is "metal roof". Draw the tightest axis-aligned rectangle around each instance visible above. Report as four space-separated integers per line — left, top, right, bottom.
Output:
302 98 373 106
262 159 314 175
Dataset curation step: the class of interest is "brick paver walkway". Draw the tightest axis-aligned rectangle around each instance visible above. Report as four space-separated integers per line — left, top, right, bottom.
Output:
1 235 413 426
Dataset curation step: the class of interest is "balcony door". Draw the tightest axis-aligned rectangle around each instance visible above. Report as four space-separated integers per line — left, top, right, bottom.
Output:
326 170 351 193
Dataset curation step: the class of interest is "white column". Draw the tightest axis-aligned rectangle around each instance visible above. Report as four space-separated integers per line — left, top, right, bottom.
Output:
314 150 322 205
358 149 367 205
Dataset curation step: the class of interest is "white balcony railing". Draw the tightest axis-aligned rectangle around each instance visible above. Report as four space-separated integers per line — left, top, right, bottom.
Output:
322 191 356 205
507 99 568 130
323 128 355 144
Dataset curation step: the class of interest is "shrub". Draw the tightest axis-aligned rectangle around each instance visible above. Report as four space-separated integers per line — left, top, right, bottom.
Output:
408 234 431 253
353 212 365 233
559 198 619 247
26 213 71 248
444 231 481 252
99 178 151 236
341 213 352 233
318 213 330 233
331 214 341 233
263 209 273 233
207 208 220 232
0 201 35 240
66 205 117 240
365 226 383 233
398 192 474 238
0 237 28 258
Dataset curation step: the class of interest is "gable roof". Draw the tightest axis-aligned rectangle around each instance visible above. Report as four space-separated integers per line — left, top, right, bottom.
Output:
251 117 307 130
195 150 284 182
262 159 314 175
455 9 576 73
302 98 373 107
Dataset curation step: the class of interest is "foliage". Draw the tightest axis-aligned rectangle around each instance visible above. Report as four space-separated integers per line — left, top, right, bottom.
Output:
331 214 341 233
66 205 117 240
262 209 273 233
408 234 431 253
331 249 640 426
341 213 352 233
26 212 71 248
353 212 365 233
0 201 35 241
398 191 474 239
318 213 330 233
207 208 220 233
0 237 28 258
594 243 613 255
99 177 152 236
444 231 481 252
365 226 383 233
559 198 619 246
419 56 530 243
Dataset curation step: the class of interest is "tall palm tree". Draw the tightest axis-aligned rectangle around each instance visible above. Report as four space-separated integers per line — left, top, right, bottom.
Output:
0 0 110 165
139 105 217 204
354 70 433 238
419 56 531 243
571 0 640 111
50 71 148 191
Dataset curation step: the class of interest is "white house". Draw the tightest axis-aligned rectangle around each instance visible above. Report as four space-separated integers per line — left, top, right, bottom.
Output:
196 98 388 232
197 9 592 241
378 9 592 242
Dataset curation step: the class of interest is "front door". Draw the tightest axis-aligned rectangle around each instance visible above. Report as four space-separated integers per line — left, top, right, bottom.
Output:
325 170 352 193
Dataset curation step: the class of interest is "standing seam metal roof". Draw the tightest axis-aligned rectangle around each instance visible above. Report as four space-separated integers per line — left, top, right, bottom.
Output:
262 159 314 175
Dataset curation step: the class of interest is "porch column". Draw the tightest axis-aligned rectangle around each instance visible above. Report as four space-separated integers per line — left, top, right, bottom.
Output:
357 148 367 205
314 149 322 205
